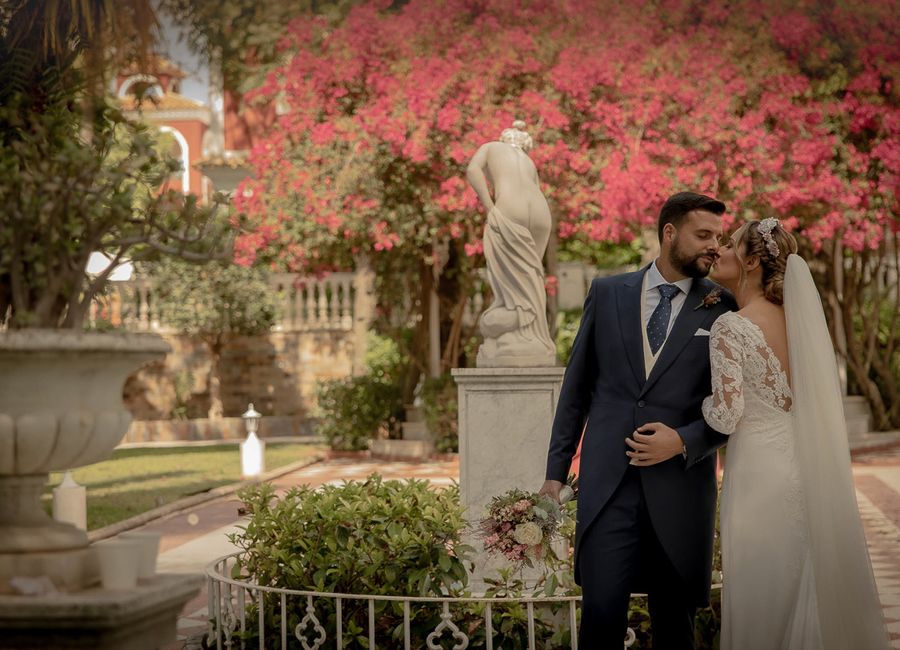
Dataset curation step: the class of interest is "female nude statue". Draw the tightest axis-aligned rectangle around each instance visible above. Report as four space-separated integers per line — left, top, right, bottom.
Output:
466 121 556 367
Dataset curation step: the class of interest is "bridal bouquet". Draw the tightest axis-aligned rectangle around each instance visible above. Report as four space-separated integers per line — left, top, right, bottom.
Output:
479 487 573 567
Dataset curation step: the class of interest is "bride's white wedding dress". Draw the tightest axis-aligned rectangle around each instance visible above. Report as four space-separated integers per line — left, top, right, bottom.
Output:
701 255 889 650
702 311 820 648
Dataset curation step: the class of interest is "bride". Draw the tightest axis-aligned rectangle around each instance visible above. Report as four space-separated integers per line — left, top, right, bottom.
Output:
701 218 889 649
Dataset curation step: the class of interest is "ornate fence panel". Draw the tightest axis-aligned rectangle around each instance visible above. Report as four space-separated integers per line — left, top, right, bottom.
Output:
206 553 651 650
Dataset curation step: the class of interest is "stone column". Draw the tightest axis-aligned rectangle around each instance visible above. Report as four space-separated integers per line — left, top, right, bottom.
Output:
452 366 565 591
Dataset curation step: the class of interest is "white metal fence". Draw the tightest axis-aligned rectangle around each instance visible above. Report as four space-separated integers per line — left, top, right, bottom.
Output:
206 553 642 650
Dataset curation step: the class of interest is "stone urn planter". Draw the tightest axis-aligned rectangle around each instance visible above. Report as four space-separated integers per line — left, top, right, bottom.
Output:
0 330 170 592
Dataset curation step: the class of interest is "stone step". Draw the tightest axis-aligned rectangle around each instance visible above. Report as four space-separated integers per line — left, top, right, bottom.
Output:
401 421 430 441
370 439 434 461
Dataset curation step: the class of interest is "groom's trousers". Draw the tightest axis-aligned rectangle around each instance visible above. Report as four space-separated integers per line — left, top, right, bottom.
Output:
578 465 696 650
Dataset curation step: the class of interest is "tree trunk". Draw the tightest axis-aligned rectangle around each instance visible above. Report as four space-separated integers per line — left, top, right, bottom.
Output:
399 263 432 405
207 339 225 420
819 235 899 431
436 240 477 371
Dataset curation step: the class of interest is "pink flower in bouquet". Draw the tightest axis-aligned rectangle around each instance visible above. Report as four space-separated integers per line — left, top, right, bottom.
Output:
513 499 531 513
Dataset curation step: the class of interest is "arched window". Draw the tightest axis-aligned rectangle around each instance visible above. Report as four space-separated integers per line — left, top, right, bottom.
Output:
119 74 163 101
157 126 190 194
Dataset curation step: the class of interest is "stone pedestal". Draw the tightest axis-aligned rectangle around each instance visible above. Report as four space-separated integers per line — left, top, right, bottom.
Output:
0 572 202 649
452 367 565 591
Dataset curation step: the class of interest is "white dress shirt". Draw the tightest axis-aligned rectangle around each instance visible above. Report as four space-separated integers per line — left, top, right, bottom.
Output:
642 260 693 337
641 260 693 374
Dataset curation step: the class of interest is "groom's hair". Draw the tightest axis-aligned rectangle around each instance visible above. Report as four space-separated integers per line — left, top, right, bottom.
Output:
657 192 726 243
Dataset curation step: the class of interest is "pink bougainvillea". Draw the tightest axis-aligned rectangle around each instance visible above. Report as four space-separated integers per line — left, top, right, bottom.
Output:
234 0 897 270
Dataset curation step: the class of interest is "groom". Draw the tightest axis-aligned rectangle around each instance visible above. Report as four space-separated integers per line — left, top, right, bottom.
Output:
541 192 735 648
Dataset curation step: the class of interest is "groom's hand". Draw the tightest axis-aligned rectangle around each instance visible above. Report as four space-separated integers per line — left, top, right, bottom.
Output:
539 479 564 503
626 422 685 466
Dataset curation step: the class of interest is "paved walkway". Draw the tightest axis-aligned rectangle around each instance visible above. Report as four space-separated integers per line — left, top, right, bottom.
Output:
853 442 900 648
148 446 900 649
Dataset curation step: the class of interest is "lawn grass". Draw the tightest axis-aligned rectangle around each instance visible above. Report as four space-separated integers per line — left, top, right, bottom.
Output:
41 442 325 530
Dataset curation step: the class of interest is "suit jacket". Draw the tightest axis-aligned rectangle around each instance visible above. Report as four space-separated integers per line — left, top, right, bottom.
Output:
546 267 735 605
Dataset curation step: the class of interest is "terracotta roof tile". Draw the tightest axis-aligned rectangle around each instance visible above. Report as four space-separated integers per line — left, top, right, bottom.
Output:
120 92 208 112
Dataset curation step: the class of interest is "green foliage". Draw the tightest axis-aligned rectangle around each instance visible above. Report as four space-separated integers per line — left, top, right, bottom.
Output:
226 477 579 649
171 369 195 420
362 332 407 383
559 239 643 270
0 82 228 329
849 297 899 427
147 258 278 345
233 477 469 594
315 334 406 451
464 568 573 650
0 2 233 329
421 374 458 453
228 477 472 647
555 309 583 365
315 376 403 451
1 1 159 92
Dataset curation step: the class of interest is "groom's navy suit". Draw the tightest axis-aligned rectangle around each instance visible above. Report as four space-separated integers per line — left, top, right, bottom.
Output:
546 266 734 648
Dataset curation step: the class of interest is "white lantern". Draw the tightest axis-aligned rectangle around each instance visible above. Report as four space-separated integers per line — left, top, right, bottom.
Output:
240 403 265 478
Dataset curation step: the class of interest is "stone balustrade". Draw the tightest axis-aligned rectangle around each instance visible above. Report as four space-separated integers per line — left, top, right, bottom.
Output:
89 272 360 333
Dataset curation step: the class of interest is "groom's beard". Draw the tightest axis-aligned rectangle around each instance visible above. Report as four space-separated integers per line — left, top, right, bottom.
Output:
669 238 716 278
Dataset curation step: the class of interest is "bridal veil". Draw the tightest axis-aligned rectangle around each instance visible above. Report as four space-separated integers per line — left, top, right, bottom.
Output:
784 253 889 649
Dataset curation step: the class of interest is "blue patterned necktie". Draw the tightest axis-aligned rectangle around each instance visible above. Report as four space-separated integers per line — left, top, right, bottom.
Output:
647 284 681 355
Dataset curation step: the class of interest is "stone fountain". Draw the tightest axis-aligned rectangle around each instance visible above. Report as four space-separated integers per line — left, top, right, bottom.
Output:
0 330 201 649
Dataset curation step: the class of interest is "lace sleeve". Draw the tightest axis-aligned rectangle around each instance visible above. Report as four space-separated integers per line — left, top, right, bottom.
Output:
702 316 745 434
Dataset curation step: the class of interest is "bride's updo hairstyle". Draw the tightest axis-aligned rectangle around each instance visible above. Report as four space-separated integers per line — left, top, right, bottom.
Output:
499 120 534 152
731 218 799 305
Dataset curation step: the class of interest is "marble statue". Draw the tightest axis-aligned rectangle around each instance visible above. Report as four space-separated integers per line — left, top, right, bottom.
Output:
466 121 556 367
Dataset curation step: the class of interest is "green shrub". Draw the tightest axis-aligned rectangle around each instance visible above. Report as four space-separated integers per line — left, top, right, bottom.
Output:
421 374 458 453
363 332 407 382
232 478 469 596
555 308 583 365
315 376 402 451
228 477 470 648
314 333 407 451
224 477 576 649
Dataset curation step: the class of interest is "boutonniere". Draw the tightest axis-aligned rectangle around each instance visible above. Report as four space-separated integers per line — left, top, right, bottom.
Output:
694 287 723 310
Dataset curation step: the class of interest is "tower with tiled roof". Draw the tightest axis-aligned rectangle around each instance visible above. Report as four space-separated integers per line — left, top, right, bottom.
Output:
116 56 210 199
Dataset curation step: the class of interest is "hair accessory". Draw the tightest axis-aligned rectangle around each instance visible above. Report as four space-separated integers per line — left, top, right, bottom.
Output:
757 217 780 258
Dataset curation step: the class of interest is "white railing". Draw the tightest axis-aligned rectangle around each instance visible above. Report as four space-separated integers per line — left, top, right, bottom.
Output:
206 553 644 650
88 272 358 333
